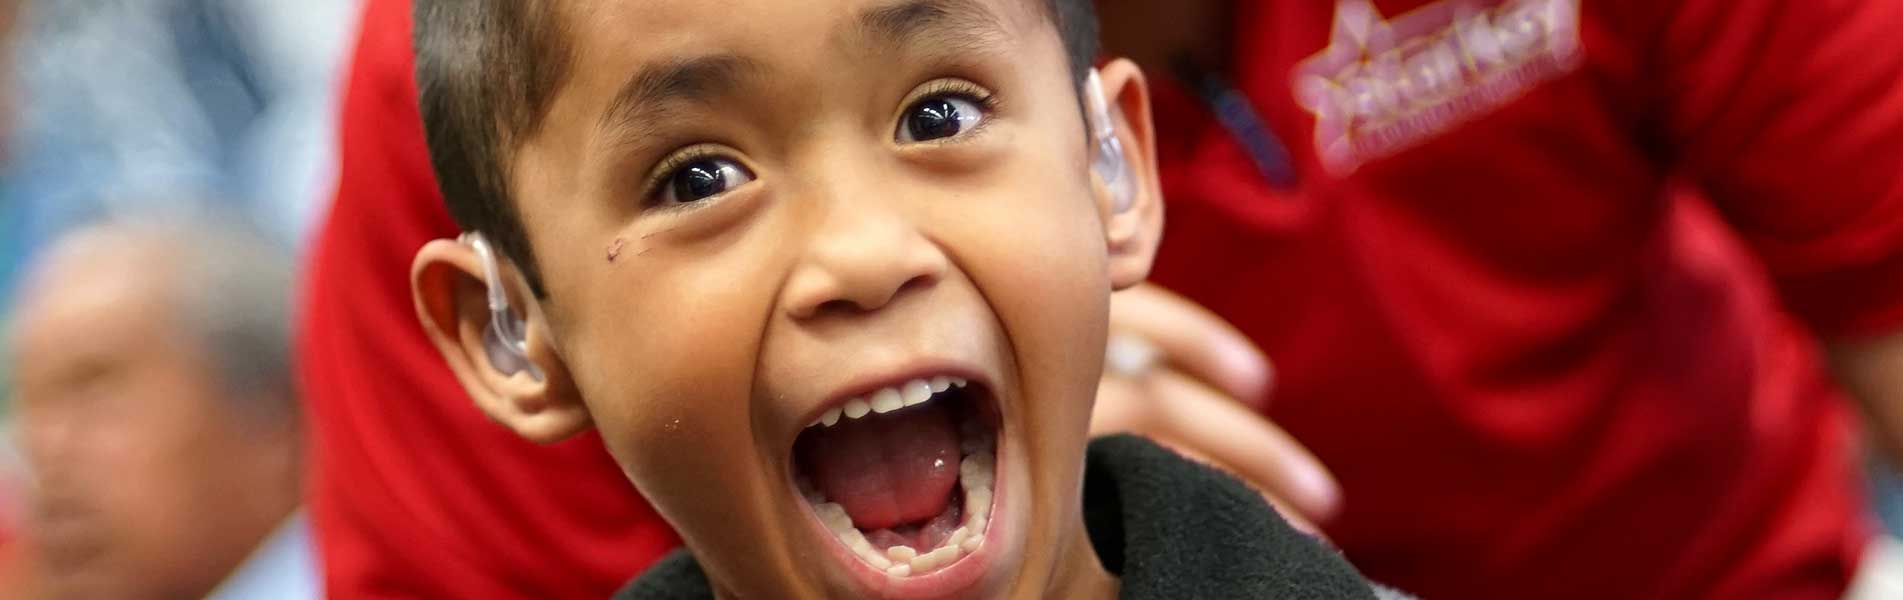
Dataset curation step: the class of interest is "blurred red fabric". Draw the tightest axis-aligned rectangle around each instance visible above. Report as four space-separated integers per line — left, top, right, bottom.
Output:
296 0 677 597
1145 1 1903 598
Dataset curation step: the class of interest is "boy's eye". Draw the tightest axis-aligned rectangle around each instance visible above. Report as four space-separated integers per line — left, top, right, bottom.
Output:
897 95 987 143
658 157 753 205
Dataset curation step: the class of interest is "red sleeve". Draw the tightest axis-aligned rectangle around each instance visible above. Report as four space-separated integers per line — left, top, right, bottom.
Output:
296 0 677 597
1658 0 1903 338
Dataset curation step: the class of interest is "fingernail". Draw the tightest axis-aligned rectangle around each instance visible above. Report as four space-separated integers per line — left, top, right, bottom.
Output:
1293 464 1342 520
1217 339 1272 399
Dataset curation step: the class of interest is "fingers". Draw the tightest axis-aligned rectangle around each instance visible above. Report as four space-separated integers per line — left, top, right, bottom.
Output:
1090 370 1342 523
1142 371 1341 522
1089 376 1160 437
1098 285 1335 522
1110 285 1273 407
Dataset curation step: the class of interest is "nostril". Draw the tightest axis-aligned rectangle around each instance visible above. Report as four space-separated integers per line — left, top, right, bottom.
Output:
808 272 937 317
894 271 936 298
784 236 949 319
814 298 859 316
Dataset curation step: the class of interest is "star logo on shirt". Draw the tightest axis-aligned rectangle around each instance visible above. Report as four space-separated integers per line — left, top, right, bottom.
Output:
1292 0 1583 175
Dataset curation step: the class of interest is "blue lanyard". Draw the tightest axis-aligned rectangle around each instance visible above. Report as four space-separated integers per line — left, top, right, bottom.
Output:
1173 60 1299 190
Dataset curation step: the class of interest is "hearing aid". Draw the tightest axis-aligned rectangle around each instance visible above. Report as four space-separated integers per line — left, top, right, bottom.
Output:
1086 68 1135 213
462 232 546 382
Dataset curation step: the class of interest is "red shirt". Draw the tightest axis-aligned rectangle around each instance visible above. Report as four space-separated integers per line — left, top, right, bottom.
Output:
298 0 676 597
1145 0 1903 598
300 0 1903 598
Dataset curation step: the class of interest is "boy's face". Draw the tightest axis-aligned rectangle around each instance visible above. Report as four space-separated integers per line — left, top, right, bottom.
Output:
416 0 1160 597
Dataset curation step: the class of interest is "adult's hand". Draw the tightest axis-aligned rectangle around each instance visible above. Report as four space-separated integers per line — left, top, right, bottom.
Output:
1091 284 1342 530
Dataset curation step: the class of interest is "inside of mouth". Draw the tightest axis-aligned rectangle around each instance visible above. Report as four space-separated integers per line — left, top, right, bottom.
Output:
794 380 998 577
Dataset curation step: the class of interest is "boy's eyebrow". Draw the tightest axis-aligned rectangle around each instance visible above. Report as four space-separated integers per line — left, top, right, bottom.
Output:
848 0 1012 56
599 54 761 139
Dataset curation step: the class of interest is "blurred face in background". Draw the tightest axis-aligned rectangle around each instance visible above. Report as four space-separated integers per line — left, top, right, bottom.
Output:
6 240 295 600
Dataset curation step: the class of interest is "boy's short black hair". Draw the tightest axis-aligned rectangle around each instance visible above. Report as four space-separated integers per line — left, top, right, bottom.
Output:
414 0 1101 297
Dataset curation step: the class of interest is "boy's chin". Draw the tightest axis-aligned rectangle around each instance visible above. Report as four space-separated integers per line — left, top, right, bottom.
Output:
778 374 1034 599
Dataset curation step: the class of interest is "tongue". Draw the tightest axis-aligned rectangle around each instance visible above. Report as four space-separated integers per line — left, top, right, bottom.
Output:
797 400 960 530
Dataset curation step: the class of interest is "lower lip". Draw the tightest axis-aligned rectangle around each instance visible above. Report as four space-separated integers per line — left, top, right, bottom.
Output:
797 442 1009 599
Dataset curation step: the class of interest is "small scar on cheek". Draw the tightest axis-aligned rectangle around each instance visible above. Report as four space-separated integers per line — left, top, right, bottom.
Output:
606 238 626 262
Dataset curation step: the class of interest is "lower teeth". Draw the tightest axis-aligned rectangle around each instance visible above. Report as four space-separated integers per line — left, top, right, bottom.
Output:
804 429 996 577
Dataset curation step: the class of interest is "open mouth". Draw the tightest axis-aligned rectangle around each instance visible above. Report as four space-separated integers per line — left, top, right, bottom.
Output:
793 374 1000 579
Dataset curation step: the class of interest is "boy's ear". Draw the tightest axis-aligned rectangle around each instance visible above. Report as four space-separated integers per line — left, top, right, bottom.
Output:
411 238 591 444
1092 58 1165 291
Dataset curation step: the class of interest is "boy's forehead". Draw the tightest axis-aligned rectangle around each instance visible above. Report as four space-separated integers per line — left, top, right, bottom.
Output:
562 0 1044 81
567 0 1040 40
544 0 1056 145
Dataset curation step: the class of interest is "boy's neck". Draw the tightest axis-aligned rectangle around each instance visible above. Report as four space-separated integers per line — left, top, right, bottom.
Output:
1038 520 1121 599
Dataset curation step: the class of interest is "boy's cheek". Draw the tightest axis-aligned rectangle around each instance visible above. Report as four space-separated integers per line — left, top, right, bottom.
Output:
566 320 755 491
582 353 758 487
593 389 775 545
947 174 1115 548
561 304 785 552
560 246 786 467
590 376 806 594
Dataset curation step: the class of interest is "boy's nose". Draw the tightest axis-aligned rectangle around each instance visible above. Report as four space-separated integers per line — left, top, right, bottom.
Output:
781 206 947 320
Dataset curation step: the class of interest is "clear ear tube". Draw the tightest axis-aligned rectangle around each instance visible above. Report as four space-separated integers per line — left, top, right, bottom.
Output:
462 232 546 381
1086 69 1134 213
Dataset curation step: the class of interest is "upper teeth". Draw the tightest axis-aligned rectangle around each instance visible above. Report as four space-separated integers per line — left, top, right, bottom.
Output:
809 376 967 428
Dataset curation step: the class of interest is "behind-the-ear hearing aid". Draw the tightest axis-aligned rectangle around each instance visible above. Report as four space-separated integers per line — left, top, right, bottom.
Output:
1086 68 1136 213
461 232 546 381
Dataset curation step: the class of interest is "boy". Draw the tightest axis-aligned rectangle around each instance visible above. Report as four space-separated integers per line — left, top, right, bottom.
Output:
406 0 1390 597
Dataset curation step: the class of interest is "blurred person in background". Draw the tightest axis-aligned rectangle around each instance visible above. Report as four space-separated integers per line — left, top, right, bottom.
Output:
0 0 358 308
0 0 350 593
3 217 315 600
300 1 1901 599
